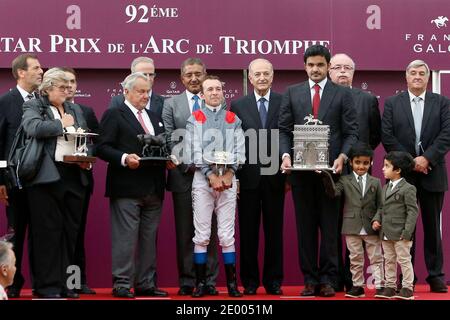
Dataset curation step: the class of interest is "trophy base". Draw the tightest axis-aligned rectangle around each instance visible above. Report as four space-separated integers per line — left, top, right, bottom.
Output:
63 155 97 163
139 156 170 166
290 165 332 171
140 156 171 161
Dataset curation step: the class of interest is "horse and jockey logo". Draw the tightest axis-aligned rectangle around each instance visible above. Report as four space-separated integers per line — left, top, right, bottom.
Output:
431 16 448 28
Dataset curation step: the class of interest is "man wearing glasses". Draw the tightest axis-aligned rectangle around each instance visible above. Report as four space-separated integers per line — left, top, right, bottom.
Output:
109 57 164 117
329 54 381 151
328 53 381 293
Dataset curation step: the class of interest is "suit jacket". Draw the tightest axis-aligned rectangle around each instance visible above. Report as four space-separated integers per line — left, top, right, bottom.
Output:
96 102 166 199
0 87 25 185
372 179 418 241
162 91 195 192
351 88 381 150
334 174 382 235
381 91 450 192
279 80 358 185
21 97 89 187
109 93 165 117
230 91 286 190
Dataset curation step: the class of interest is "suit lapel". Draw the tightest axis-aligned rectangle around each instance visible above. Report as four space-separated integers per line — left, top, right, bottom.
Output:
421 92 434 138
146 109 164 135
318 81 336 120
266 91 280 127
299 82 313 118
246 93 262 129
386 179 404 199
119 102 146 134
349 174 362 195
400 92 416 134
363 176 376 198
11 87 25 105
176 92 192 122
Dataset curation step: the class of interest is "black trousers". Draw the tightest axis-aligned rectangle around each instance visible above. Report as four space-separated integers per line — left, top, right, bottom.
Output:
6 188 33 290
73 188 91 285
291 172 340 285
410 185 445 282
238 177 285 289
27 164 85 295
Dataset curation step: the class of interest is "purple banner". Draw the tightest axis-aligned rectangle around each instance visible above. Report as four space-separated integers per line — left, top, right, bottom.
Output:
1 0 449 70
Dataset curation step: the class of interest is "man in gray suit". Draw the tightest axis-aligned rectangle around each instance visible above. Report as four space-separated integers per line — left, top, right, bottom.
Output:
109 57 165 117
162 58 219 296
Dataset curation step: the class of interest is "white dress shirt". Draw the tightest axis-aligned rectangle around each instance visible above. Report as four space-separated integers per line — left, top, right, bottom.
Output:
121 100 156 166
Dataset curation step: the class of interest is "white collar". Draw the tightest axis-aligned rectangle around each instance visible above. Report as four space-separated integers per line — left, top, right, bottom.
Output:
408 90 426 102
16 85 34 100
308 77 328 90
254 89 271 103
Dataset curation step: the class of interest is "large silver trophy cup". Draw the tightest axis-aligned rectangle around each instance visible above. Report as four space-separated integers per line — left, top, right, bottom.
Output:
63 129 98 163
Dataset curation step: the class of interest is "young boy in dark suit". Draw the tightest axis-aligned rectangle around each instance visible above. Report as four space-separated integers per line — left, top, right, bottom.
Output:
333 143 384 298
372 151 418 300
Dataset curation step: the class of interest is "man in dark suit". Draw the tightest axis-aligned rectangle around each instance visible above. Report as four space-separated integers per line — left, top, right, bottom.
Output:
60 67 99 295
381 59 450 293
329 53 381 150
96 72 168 298
109 57 164 117
0 53 43 297
279 45 358 297
162 58 219 296
329 53 381 291
230 58 286 295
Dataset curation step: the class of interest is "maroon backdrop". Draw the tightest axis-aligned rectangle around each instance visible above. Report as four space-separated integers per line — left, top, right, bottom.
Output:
0 68 449 288
0 0 449 288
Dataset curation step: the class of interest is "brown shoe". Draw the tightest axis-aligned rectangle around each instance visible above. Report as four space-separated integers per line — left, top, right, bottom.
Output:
395 288 414 300
319 284 335 297
375 287 396 299
300 284 317 296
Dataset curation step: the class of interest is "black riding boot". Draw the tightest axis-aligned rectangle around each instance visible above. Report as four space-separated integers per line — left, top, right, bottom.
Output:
225 264 243 297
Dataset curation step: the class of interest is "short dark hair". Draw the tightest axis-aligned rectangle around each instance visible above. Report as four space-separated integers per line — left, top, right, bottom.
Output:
348 142 374 161
200 75 222 92
384 151 415 176
11 53 38 79
304 45 331 64
181 57 206 75
58 67 77 77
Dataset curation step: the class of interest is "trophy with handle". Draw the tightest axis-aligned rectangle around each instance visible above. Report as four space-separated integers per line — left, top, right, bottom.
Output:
63 128 98 163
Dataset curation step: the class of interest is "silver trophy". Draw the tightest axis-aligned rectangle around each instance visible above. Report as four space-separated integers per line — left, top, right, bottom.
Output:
291 115 331 171
63 129 98 163
203 151 236 176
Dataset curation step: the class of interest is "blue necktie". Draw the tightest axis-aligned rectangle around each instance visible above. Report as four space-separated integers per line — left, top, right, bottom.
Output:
258 97 267 128
192 95 200 112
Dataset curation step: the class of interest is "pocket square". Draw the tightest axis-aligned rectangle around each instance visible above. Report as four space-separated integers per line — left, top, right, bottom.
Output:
158 122 163 127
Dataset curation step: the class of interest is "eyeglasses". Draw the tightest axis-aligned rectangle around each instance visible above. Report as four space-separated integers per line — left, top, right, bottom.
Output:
53 85 70 92
143 72 156 78
330 65 354 71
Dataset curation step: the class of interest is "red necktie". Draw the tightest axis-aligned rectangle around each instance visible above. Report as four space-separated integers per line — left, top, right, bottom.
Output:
312 84 320 119
137 110 150 134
